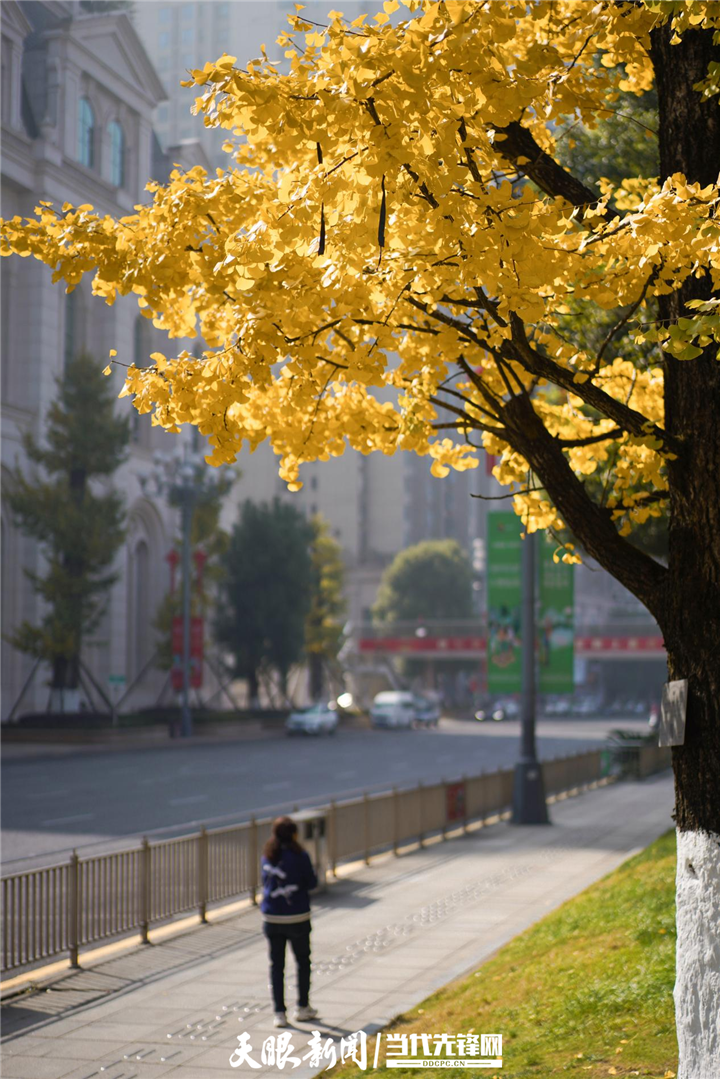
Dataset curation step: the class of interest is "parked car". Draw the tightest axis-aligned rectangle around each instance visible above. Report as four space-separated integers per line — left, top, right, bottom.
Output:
412 692 441 728
286 702 339 735
475 698 519 722
493 697 521 721
370 691 416 729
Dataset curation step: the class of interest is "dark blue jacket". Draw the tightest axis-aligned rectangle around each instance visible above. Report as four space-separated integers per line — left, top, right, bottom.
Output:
260 847 317 922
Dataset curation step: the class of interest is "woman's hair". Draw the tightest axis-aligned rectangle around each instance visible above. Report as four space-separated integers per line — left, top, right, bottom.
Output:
263 815 304 864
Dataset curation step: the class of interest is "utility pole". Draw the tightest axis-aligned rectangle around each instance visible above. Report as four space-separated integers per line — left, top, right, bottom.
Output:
180 487 193 739
512 530 549 824
143 445 231 740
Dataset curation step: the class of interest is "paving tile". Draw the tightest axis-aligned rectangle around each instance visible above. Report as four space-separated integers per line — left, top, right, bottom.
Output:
0 1057 90 1079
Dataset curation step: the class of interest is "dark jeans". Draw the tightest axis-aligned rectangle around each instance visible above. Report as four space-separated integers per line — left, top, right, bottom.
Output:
263 920 311 1012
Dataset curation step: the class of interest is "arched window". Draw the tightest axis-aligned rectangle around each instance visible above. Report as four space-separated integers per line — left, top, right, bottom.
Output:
129 539 150 680
108 120 124 187
78 97 95 168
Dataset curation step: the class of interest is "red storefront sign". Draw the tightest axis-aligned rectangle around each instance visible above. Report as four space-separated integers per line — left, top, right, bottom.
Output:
574 635 665 655
359 636 486 653
358 635 665 657
171 616 204 689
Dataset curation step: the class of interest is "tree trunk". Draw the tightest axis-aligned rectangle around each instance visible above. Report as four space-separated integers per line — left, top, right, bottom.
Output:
650 23 720 1078
51 465 87 703
308 652 323 702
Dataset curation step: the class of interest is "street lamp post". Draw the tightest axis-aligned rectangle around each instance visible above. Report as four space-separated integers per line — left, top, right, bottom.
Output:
512 530 550 824
179 479 194 738
143 445 230 740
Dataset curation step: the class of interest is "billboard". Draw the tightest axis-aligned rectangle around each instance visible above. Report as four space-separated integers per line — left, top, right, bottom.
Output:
486 511 523 694
538 538 574 694
486 515 575 696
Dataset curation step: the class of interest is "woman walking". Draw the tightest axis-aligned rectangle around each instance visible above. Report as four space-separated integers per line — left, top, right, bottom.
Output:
261 815 319 1027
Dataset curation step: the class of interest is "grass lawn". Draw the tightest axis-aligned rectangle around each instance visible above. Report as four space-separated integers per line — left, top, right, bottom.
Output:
336 830 678 1079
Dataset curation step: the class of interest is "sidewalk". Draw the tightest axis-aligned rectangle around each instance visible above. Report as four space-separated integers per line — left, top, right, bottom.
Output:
1 774 674 1079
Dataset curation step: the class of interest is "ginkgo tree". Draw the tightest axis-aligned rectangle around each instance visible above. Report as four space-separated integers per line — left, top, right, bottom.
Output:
2 1 719 1071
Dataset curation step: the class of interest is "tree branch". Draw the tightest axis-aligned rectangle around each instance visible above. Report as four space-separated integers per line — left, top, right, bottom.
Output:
494 121 619 222
555 428 623 448
499 392 667 614
428 395 505 436
504 315 681 456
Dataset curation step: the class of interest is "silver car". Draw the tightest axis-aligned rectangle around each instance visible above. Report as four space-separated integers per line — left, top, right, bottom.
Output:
286 703 339 735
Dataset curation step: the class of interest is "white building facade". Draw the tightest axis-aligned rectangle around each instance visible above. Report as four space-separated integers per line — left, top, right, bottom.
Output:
0 0 198 719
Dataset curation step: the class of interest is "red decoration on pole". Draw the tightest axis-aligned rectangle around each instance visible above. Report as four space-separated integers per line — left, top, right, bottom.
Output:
166 549 180 594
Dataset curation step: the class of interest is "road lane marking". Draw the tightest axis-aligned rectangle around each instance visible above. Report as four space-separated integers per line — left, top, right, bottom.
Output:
168 795 209 806
262 781 291 791
40 813 94 826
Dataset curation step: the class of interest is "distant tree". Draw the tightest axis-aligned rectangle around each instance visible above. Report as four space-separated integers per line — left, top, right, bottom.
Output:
5 354 129 709
373 540 474 625
216 499 313 704
305 515 346 701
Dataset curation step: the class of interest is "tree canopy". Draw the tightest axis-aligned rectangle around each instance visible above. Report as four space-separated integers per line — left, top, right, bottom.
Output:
373 539 474 624
215 498 313 701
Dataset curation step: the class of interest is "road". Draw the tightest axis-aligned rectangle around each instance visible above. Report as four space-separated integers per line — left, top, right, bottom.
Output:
1 717 646 871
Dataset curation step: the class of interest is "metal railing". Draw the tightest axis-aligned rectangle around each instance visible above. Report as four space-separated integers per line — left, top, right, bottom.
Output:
1 746 668 975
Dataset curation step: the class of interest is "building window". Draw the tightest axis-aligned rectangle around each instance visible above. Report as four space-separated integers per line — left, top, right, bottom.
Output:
108 120 124 187
181 28 193 45
182 4 194 20
159 31 170 48
129 538 150 679
78 97 95 168
159 6 171 22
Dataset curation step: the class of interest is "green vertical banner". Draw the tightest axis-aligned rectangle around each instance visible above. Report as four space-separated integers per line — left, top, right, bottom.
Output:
538 537 574 694
486 511 523 694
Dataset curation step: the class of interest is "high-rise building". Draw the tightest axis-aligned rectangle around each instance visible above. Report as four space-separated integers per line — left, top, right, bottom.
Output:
133 1 306 168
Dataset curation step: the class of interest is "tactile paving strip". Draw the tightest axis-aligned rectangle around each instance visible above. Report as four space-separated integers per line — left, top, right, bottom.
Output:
312 861 536 976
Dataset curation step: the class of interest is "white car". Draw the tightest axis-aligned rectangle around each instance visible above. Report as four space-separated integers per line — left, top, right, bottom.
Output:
370 691 416 729
286 703 339 735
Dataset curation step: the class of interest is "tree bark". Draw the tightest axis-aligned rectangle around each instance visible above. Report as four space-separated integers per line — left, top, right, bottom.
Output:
649 22 720 1079
650 20 720 838
51 466 86 702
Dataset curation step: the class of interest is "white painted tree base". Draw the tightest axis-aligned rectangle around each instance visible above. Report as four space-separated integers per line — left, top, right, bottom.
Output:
674 829 720 1079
